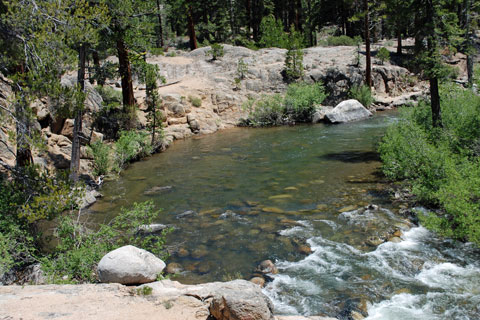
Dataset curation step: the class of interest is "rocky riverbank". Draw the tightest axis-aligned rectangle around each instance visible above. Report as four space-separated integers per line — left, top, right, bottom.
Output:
1 42 432 185
0 280 336 320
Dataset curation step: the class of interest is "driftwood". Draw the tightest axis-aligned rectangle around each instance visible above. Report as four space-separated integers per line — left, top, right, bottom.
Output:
158 80 181 88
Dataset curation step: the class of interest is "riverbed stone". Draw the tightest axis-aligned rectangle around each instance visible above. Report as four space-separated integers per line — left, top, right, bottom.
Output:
250 277 266 287
97 245 166 285
325 99 373 124
255 260 278 275
165 263 183 275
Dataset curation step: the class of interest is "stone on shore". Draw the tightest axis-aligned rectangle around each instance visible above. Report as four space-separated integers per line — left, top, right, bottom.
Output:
97 245 166 285
325 99 373 124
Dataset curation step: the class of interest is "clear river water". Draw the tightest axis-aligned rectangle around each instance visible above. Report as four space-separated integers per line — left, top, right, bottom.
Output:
89 112 480 319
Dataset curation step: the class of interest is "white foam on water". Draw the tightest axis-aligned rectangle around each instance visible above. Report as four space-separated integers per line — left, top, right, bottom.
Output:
415 262 480 291
314 219 338 230
365 293 439 320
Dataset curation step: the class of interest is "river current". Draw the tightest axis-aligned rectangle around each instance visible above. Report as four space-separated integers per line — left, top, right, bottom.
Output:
90 112 480 319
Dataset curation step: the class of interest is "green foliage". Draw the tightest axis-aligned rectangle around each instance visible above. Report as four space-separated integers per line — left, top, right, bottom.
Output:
284 83 326 122
349 85 373 108
189 96 202 107
242 83 326 126
377 47 390 65
284 26 305 82
259 15 288 48
237 58 248 80
96 85 123 110
113 130 152 173
41 200 170 283
379 84 480 245
136 286 153 296
321 35 362 47
88 141 111 177
206 43 224 61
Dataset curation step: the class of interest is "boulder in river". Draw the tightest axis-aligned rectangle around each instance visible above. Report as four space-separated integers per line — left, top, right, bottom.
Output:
325 99 373 124
255 260 278 275
97 245 166 285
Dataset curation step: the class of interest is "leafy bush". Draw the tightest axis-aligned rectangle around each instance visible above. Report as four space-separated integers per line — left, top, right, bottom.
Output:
88 141 111 177
242 83 326 126
188 95 202 107
113 130 152 173
95 85 122 109
322 35 362 47
349 85 373 108
377 47 390 65
379 84 480 245
41 201 170 283
243 94 285 126
206 44 224 61
237 58 248 80
284 48 304 82
284 83 326 122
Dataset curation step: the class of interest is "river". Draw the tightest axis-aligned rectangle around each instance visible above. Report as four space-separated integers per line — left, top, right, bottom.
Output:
89 111 480 319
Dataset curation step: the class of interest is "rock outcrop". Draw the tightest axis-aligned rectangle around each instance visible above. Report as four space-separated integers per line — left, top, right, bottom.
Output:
325 99 373 123
97 245 166 285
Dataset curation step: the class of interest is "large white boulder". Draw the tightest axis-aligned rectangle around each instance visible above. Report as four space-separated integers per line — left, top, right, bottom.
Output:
97 245 165 285
325 99 373 123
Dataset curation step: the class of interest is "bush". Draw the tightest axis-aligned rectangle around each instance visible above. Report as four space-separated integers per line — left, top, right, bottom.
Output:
284 48 304 82
88 141 111 177
206 43 224 61
379 84 480 246
377 47 390 65
322 35 362 47
242 83 326 126
113 131 152 173
41 201 170 283
349 85 373 108
284 83 326 122
188 95 202 107
95 85 122 109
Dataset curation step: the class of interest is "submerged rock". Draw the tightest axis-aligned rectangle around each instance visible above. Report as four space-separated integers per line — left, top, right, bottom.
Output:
97 245 166 285
255 260 278 275
325 99 373 124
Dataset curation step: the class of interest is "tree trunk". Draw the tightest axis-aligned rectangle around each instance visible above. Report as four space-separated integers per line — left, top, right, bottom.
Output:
364 0 372 87
116 36 135 108
15 95 33 169
187 6 198 51
70 44 86 182
464 0 473 87
156 0 164 48
430 77 442 127
246 0 252 38
397 29 402 55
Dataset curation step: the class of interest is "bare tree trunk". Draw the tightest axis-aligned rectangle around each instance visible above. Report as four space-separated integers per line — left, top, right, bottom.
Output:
364 0 372 87
70 44 86 182
116 36 135 108
430 77 442 127
187 6 198 51
397 29 402 55
246 0 252 38
156 0 164 48
464 0 473 87
15 95 33 169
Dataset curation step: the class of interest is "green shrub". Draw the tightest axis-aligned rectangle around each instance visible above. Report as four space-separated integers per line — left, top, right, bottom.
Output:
377 47 390 65
379 84 480 246
284 83 326 122
242 83 326 126
113 131 152 173
243 94 285 126
206 43 224 61
150 47 165 56
41 201 170 283
237 58 248 80
95 85 122 109
323 35 362 47
188 95 202 107
88 141 111 177
284 48 304 82
349 85 373 108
